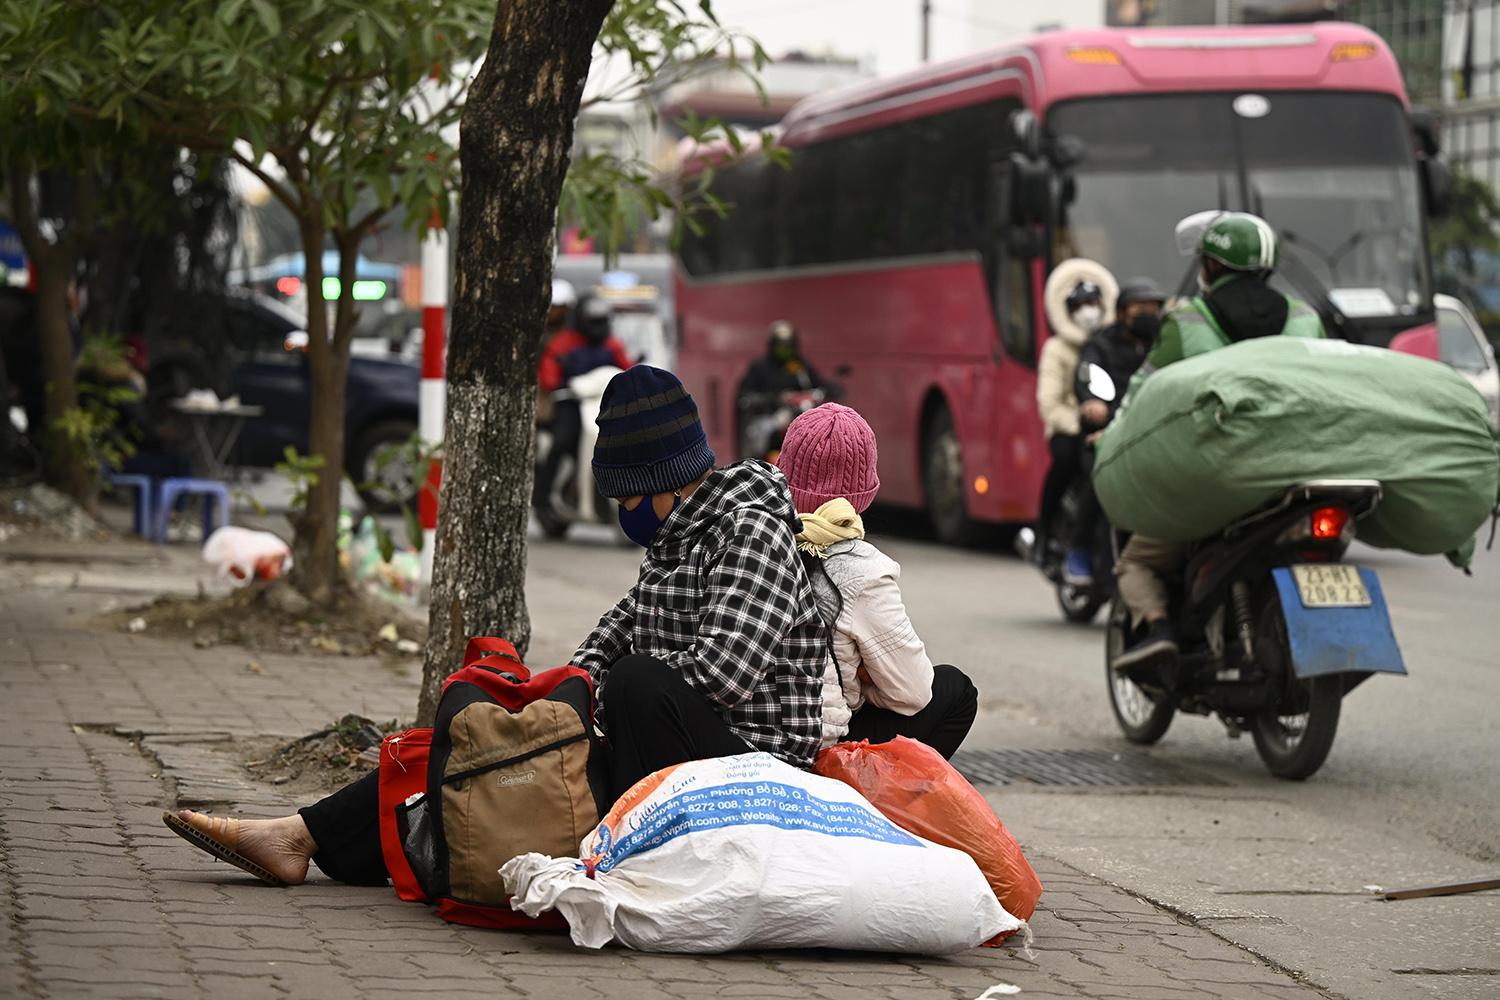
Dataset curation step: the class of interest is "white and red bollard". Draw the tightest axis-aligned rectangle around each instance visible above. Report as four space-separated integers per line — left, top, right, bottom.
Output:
418 207 447 587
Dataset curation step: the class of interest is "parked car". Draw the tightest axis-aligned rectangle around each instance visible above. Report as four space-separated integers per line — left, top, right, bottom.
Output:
1434 293 1500 432
149 290 420 507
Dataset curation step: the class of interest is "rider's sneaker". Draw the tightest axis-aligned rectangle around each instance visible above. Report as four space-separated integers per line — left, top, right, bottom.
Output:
1063 549 1093 586
1112 619 1178 675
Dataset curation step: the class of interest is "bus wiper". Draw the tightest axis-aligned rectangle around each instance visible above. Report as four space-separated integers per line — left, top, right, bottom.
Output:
1275 235 1350 339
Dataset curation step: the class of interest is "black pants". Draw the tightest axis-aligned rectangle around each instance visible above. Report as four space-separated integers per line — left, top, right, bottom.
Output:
1039 433 1096 550
298 653 754 885
299 769 386 886
1071 447 1100 552
602 654 755 801
537 398 581 504
844 663 978 760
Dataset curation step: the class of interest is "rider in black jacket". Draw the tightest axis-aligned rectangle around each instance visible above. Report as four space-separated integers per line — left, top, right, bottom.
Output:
1075 278 1166 423
1063 278 1166 585
736 321 838 458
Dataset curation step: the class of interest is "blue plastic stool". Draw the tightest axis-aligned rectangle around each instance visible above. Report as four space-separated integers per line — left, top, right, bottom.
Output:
153 478 232 544
101 469 155 538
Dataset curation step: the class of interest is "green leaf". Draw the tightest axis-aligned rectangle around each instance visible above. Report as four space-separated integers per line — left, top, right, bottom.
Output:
402 503 423 554
216 0 246 26
356 15 375 55
372 170 394 209
247 0 280 36
372 518 396 564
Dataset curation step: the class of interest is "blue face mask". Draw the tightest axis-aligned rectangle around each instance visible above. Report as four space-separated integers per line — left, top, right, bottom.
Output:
618 493 680 548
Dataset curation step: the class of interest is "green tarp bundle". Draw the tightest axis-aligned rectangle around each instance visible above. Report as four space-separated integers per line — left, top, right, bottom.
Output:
1093 337 1500 566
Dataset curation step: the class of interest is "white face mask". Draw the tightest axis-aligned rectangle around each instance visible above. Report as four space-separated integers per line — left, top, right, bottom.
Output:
1197 269 1213 295
1072 305 1104 332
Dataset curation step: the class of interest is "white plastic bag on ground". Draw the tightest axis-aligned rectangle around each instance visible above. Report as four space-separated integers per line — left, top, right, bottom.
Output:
501 752 1022 954
201 527 292 585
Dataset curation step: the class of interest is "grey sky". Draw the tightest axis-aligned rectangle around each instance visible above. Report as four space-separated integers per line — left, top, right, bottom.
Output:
710 0 1104 78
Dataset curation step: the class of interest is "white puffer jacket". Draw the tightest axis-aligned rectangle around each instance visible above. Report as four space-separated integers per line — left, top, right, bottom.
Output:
1038 258 1118 439
808 538 934 747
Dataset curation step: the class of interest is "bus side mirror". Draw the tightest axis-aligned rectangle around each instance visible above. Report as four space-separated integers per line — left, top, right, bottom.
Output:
1008 152 1051 226
1005 225 1046 259
1421 157 1455 218
1009 109 1042 159
1410 106 1441 157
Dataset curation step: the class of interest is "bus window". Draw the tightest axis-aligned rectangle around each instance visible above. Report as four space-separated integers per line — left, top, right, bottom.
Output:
682 95 1022 284
829 128 905 262
784 142 838 268
1048 94 1240 295
990 162 1035 366
717 158 778 273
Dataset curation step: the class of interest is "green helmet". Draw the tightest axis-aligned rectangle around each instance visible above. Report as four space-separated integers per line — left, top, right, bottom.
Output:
1198 212 1279 273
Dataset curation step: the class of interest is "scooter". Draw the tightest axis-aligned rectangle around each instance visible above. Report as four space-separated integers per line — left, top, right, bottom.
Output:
1015 484 1113 624
1106 479 1406 780
534 365 626 541
739 386 836 462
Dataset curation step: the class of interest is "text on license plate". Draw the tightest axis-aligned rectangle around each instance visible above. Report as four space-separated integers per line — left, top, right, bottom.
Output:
1291 564 1371 608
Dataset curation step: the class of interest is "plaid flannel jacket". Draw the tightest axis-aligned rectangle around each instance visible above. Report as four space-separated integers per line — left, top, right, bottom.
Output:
572 460 827 767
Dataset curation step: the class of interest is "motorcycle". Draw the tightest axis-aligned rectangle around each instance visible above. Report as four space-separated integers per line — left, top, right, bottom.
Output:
739 386 836 462
534 365 626 541
1015 485 1113 624
1106 479 1406 780
1015 364 1122 624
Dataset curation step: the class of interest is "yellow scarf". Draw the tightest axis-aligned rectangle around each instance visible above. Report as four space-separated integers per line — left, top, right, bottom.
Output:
795 498 865 557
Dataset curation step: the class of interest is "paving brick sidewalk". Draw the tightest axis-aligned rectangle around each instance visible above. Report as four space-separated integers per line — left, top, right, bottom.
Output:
0 568 1333 1000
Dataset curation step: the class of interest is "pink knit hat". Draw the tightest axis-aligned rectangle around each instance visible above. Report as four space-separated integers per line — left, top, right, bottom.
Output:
777 403 880 513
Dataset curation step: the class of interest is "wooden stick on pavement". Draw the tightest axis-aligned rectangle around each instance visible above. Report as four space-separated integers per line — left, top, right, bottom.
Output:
1370 877 1500 901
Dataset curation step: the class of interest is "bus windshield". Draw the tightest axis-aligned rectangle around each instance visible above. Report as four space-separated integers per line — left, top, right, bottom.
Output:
1048 91 1429 320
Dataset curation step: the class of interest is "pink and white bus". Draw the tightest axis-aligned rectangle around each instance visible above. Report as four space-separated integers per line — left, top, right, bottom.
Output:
674 24 1450 543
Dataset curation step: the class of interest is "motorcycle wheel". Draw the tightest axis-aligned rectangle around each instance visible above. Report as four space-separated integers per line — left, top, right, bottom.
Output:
1057 582 1105 624
1251 593 1341 780
534 503 570 539
1104 599 1175 744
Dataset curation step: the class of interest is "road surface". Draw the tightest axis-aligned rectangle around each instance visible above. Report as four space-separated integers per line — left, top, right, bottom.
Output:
527 519 1500 1000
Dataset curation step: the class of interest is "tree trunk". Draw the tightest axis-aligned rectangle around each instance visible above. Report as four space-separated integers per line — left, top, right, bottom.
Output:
8 166 89 496
418 0 615 726
289 216 349 609
32 259 84 491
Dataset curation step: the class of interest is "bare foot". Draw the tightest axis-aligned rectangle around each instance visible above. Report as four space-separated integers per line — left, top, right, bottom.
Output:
177 810 317 886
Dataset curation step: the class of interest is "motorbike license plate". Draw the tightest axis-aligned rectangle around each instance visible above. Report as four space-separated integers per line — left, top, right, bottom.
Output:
1290 564 1371 609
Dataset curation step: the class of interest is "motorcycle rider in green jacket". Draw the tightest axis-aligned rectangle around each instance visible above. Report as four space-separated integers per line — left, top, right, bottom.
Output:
1111 212 1327 675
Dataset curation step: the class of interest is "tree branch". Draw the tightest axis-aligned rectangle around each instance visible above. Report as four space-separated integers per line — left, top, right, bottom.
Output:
228 148 302 217
349 204 387 237
5 165 50 265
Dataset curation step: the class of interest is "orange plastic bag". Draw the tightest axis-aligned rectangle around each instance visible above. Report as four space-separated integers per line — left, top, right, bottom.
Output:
814 737 1042 945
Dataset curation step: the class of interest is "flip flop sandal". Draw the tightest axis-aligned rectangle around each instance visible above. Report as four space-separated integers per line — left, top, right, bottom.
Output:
161 811 287 887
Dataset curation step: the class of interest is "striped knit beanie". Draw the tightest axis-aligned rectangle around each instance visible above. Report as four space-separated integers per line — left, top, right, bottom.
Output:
592 366 716 498
777 402 880 513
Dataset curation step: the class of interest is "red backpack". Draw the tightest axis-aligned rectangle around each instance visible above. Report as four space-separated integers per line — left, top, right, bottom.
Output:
377 638 605 929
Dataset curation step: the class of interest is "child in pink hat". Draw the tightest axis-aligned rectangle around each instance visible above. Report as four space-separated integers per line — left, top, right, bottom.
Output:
778 403 977 758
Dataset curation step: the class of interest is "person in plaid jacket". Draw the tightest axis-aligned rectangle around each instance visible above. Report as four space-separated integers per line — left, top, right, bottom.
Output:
579 365 828 800
160 365 829 885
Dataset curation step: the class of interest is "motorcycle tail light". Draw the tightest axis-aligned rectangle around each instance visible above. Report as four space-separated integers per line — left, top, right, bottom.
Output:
1310 506 1350 541
1277 505 1354 546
